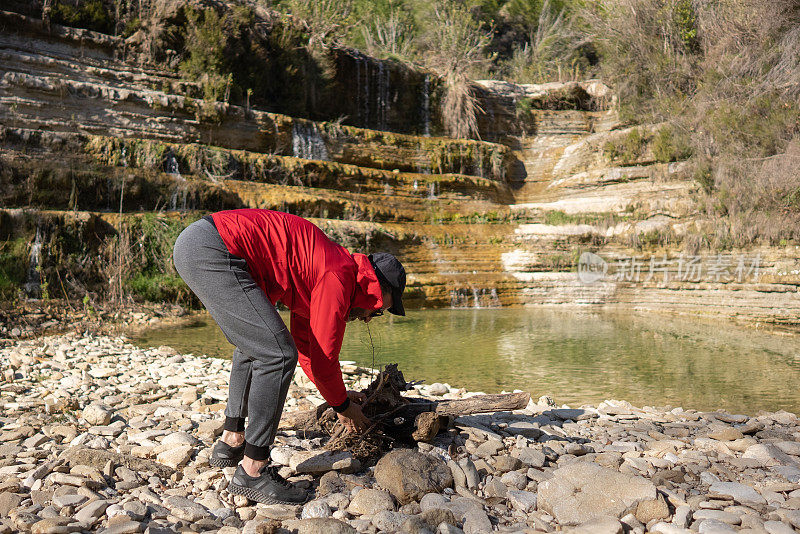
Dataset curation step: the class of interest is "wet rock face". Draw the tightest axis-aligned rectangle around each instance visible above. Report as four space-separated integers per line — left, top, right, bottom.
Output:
4 4 799 326
329 49 436 136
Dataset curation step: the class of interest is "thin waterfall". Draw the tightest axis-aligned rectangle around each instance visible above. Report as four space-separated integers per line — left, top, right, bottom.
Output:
24 227 43 298
450 288 471 308
362 57 370 128
417 146 431 175
355 54 392 130
169 183 189 211
377 60 390 131
355 56 361 125
490 288 501 307
427 182 437 200
422 74 431 137
377 61 386 130
292 122 329 161
165 151 182 179
450 286 502 308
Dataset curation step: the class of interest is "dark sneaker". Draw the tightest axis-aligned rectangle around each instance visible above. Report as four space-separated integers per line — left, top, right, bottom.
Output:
209 440 245 468
227 464 308 505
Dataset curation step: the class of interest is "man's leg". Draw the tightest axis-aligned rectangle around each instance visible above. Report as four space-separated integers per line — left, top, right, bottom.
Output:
221 347 250 448
230 273 297 473
173 219 298 470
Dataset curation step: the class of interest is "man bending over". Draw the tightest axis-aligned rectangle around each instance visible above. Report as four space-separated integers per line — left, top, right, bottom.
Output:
173 209 406 505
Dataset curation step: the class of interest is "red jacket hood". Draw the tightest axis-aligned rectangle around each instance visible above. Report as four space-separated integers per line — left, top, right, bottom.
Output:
351 253 384 311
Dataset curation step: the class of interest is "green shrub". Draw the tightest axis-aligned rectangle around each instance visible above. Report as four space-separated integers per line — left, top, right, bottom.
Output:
622 128 645 158
784 187 800 211
604 128 647 165
652 126 692 163
694 163 714 194
672 0 699 52
105 214 199 304
0 238 27 299
702 97 799 160
127 273 189 302
180 7 230 102
503 0 591 84
122 17 141 38
50 0 114 34
544 210 573 225
423 1 491 139
130 214 187 276
516 97 533 116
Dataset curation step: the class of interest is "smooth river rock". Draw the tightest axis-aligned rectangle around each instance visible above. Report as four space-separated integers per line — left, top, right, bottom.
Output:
374 449 453 504
537 462 657 525
708 481 767 505
292 518 357 534
81 404 113 426
289 450 355 474
347 489 395 516
566 516 623 534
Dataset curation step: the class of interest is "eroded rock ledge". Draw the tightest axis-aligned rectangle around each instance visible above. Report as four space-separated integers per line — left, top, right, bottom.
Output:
1 334 799 534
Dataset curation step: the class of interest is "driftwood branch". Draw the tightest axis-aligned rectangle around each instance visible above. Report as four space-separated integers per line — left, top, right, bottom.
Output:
279 392 531 431
436 392 531 416
279 365 530 460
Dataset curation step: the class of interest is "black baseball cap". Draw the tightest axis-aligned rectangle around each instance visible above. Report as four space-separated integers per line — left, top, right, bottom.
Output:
369 252 406 316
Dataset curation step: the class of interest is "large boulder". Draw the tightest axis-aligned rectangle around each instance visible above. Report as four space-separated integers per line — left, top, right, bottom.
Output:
537 462 656 525
374 450 453 505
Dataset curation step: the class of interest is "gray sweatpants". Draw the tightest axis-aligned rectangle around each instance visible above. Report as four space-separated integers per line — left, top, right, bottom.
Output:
172 218 298 461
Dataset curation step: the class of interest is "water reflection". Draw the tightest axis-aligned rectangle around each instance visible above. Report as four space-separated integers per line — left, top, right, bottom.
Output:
133 309 800 415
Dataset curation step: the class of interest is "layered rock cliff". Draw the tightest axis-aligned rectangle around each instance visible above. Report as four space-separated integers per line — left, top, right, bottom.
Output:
1 7 798 324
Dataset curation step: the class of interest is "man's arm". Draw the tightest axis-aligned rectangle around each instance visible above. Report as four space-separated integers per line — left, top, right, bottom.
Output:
290 308 347 409
291 273 370 430
299 272 351 407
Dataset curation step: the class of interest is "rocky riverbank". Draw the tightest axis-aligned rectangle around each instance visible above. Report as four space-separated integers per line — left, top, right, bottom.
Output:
0 301 191 341
1 334 800 534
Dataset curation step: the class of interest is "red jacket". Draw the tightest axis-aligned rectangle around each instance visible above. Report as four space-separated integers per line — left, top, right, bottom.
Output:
210 209 383 406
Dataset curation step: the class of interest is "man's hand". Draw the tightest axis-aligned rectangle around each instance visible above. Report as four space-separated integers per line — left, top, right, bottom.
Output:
337 399 370 433
347 390 367 404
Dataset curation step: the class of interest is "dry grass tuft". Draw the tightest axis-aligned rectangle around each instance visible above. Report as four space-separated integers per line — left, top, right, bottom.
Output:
422 2 491 139
506 0 590 83
361 10 414 59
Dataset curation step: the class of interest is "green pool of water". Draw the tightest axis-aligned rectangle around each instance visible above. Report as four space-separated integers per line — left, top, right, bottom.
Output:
132 308 800 415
